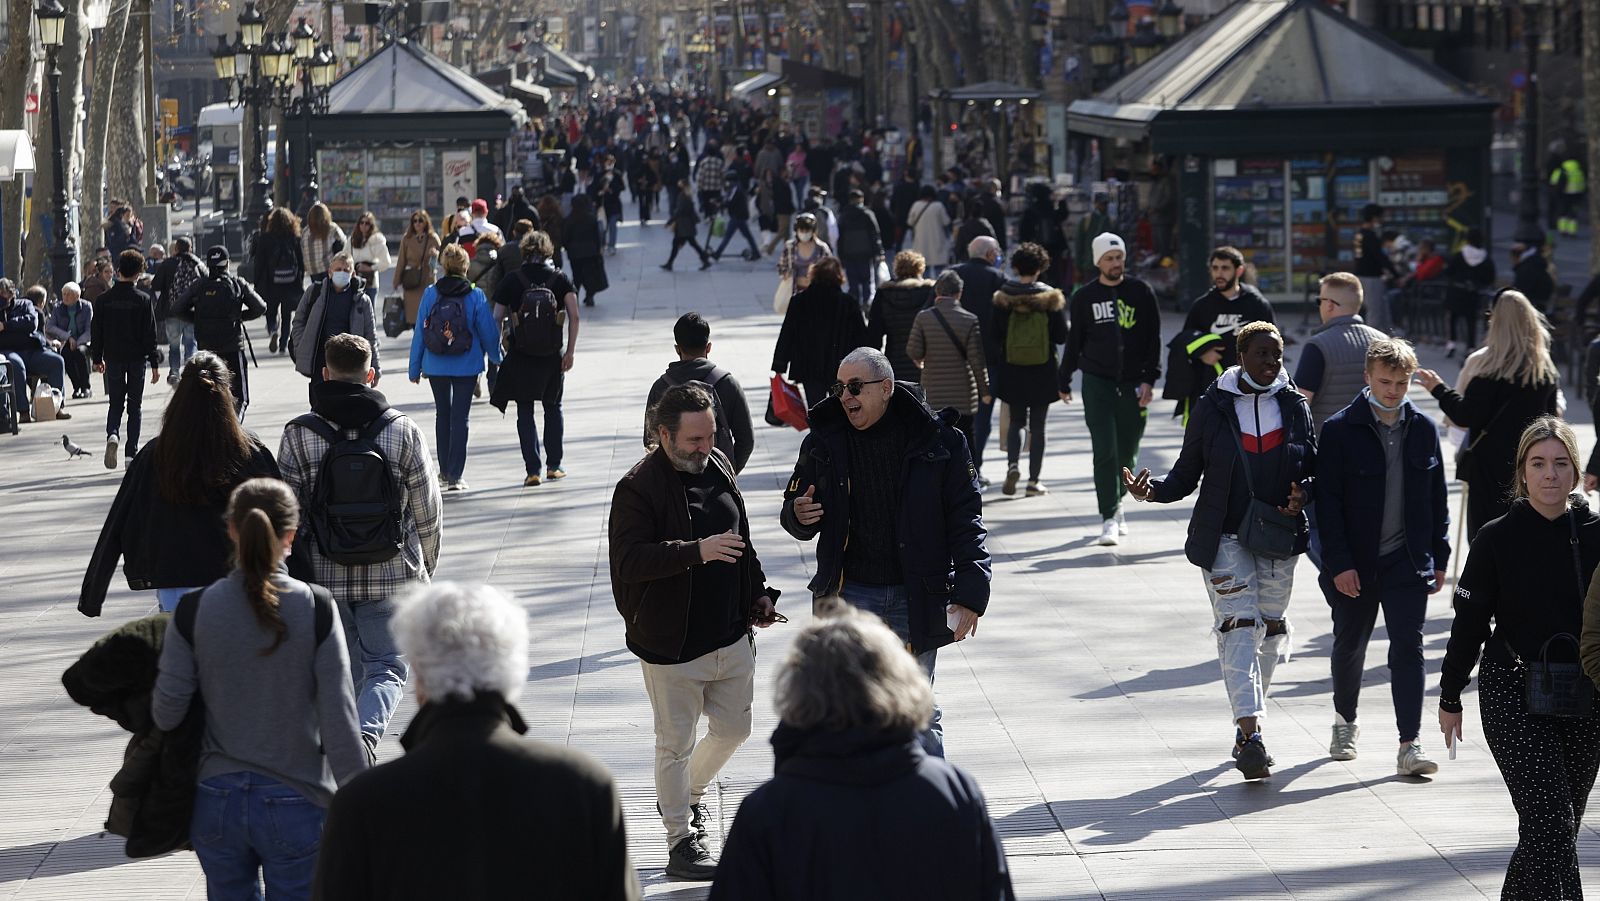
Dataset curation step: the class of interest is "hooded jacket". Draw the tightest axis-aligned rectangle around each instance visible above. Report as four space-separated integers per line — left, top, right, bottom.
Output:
608 446 779 662
988 281 1068 406
708 724 1015 901
1445 498 1600 706
643 358 755 473
290 274 379 378
1149 367 1316 570
407 275 503 380
1061 276 1162 388
866 278 935 382
779 384 991 654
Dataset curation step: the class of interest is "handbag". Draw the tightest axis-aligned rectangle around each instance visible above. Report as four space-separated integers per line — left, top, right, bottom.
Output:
1226 417 1301 561
774 277 793 315
400 266 423 290
769 375 808 431
1454 398 1510 472
1522 511 1596 717
875 259 891 285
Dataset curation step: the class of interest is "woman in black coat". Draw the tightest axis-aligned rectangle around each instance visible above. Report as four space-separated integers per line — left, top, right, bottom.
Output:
1418 289 1560 540
561 194 608 307
250 207 307 354
710 604 1013 901
866 251 936 382
771 256 867 408
79 352 283 616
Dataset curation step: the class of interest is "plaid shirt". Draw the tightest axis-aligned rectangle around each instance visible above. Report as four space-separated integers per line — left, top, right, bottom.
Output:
302 224 349 278
695 155 726 195
278 409 442 605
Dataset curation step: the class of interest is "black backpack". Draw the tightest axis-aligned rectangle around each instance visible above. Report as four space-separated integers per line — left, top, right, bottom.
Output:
509 266 565 356
191 276 243 352
175 582 336 647
666 368 735 461
290 409 407 565
271 238 299 286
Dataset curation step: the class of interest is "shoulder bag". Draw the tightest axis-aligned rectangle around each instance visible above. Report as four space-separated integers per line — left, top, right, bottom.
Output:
930 307 969 361
1522 509 1595 717
1226 415 1301 561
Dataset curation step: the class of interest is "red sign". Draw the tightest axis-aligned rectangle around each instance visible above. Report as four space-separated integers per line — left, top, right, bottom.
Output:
25 93 38 114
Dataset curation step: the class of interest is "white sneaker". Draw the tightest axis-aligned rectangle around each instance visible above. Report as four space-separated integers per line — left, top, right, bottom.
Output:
1397 741 1438 777
1329 714 1359 761
104 434 119 470
1114 505 1128 536
1096 518 1119 546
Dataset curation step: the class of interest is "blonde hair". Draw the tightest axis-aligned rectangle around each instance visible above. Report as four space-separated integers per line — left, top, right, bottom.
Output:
1365 338 1419 375
775 600 933 735
440 243 471 275
1512 416 1582 499
1477 291 1559 387
1320 272 1363 310
892 250 926 281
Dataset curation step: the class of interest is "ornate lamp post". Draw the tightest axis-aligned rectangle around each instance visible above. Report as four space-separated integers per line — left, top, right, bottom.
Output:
287 19 337 204
35 0 74 296
1156 0 1184 40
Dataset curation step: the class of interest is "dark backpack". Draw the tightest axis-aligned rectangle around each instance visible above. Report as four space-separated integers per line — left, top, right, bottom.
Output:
271 239 299 286
175 582 335 648
191 277 243 352
666 368 735 460
168 255 205 315
290 409 407 565
509 267 564 356
423 289 473 355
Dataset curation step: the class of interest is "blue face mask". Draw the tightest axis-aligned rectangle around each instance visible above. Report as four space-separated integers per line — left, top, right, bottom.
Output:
1241 368 1275 391
1367 388 1404 413
331 270 352 290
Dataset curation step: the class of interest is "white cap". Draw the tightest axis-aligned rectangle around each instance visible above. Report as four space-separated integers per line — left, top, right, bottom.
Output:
1092 232 1126 265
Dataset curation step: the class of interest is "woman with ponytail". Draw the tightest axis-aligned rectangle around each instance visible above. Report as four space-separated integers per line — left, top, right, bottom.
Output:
153 478 368 901
81 351 283 617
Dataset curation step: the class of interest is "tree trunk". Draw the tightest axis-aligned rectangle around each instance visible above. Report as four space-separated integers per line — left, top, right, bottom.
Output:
107 0 149 205
1586 0 1600 277
81 0 133 257
0 0 35 280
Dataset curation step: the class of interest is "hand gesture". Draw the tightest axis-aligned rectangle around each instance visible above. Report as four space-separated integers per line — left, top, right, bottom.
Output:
698 531 745 564
1415 369 1444 392
792 485 824 526
1122 467 1153 502
1429 571 1448 596
1278 481 1306 516
1333 569 1361 598
1136 383 1154 408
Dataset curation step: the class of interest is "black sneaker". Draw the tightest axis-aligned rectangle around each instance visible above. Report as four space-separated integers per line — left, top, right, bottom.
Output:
665 834 717 880
655 801 710 837
1235 732 1274 779
269 333 279 354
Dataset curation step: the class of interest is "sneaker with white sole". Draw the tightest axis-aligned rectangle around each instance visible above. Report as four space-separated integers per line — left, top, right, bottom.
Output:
1329 714 1359 761
1095 518 1119 546
104 434 120 470
1025 481 1049 497
1115 505 1128 536
1397 741 1439 777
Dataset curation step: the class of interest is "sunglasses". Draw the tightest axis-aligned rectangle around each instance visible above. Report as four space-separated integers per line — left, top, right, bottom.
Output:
829 377 889 398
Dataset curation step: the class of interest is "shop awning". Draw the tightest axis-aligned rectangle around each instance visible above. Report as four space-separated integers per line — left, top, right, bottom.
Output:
0 131 35 179
522 40 595 84
508 79 551 105
931 81 1042 103
731 72 783 97
1068 0 1495 151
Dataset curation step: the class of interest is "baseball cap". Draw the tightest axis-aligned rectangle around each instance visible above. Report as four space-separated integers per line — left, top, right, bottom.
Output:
205 245 230 267
471 198 489 216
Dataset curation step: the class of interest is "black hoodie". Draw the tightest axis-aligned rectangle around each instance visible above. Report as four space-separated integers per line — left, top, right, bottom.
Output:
643 358 755 473
1181 283 1275 369
1061 276 1162 388
311 378 391 430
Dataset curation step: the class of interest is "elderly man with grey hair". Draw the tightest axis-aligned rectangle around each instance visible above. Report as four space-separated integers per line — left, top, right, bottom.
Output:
45 281 94 398
313 583 641 901
709 603 1014 899
952 235 1006 480
291 250 381 401
907 270 990 461
781 346 992 759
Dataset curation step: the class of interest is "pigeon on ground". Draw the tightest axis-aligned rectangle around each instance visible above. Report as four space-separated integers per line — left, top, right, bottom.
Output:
62 435 91 459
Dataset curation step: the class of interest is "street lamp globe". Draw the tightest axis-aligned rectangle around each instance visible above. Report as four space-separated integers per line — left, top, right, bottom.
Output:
237 1 265 49
233 36 252 79
462 30 476 57
1089 30 1118 68
311 45 336 88
1108 0 1129 35
1156 0 1183 40
292 17 316 61
34 0 67 48
263 33 294 83
342 26 362 64
212 35 238 80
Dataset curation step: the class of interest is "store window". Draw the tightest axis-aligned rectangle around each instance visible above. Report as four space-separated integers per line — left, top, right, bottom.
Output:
1212 158 1287 294
318 146 428 245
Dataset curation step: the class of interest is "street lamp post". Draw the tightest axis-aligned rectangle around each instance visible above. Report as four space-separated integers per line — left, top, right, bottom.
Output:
35 0 74 297
1515 1 1545 246
287 20 337 206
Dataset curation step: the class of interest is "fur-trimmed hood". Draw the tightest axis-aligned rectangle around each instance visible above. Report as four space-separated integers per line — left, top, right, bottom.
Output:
993 280 1065 313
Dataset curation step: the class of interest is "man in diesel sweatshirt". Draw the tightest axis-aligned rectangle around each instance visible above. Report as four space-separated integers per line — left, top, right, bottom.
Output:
90 249 163 469
1060 232 1162 546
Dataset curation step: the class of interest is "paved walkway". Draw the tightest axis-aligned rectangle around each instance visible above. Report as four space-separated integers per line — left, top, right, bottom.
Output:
2 217 1598 900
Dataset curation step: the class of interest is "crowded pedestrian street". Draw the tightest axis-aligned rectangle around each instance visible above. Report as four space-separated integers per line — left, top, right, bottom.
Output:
1 213 1594 900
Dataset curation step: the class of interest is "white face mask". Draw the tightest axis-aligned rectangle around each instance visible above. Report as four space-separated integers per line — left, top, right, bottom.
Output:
796 229 814 240
330 270 353 289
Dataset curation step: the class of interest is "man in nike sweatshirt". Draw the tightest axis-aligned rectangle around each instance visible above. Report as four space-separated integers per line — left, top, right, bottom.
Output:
1059 232 1162 546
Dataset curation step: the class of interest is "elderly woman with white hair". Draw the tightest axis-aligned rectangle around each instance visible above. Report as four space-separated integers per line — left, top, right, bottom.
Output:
313 583 641 901
710 603 1014 901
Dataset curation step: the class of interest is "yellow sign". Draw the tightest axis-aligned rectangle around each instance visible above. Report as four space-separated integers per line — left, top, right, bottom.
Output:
161 98 179 128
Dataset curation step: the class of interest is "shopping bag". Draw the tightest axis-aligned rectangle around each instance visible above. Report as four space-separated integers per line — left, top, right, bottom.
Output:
773 277 793 315
711 214 728 238
769 375 808 430
875 259 890 285
31 380 61 423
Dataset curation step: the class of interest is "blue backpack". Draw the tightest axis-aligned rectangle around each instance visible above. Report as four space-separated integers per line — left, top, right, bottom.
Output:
423 290 473 355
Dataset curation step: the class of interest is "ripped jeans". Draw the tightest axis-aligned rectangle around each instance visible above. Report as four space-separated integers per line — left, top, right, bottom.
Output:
1203 536 1296 722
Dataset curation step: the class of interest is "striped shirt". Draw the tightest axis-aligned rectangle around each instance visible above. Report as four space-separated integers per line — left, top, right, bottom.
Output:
277 408 443 605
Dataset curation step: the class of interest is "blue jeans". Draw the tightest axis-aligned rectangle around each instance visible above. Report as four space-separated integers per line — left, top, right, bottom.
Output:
339 595 408 744
836 580 944 757
714 217 759 257
165 319 196 376
606 214 621 250
156 586 204 612
103 359 146 451
4 347 66 413
428 375 476 482
971 370 997 473
191 772 324 901
1325 548 1429 743
515 370 565 474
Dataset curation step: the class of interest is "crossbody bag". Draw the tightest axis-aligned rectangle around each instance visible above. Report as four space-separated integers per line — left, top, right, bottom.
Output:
1226 414 1301 561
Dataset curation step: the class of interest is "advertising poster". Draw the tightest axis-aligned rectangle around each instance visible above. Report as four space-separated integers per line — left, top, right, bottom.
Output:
442 150 476 205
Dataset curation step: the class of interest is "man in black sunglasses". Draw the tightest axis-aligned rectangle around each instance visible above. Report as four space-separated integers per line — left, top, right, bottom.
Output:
780 347 992 759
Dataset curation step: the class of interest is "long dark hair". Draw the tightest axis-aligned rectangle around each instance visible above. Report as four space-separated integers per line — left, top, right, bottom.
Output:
226 478 299 655
154 352 253 506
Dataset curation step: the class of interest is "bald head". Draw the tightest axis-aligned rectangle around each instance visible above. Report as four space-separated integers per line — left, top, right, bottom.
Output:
968 236 1000 263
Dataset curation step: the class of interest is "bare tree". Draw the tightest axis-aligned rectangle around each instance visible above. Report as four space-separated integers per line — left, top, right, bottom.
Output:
23 0 86 280
80 0 132 256
106 0 149 205
1 0 35 280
